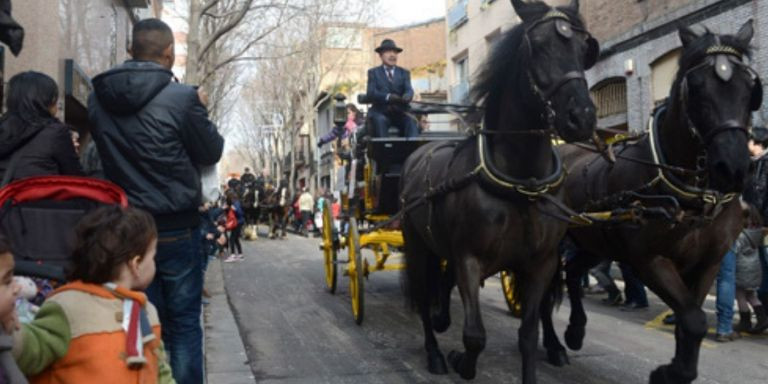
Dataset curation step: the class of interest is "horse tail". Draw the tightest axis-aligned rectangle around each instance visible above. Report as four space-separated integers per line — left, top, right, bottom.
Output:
402 216 432 312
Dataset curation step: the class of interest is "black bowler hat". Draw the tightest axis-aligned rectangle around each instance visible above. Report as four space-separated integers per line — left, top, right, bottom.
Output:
374 39 403 53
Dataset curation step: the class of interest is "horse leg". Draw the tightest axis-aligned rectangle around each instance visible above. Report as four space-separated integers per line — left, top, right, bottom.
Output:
403 222 448 375
432 261 454 334
540 284 569 367
518 254 558 384
448 256 486 380
281 209 289 238
564 257 592 351
637 257 715 384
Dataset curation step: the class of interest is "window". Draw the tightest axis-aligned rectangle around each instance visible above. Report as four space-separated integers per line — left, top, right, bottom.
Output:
590 78 627 119
651 49 682 106
452 56 469 103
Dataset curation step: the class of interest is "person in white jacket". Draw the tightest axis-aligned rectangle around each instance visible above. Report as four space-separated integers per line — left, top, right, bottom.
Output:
298 188 314 237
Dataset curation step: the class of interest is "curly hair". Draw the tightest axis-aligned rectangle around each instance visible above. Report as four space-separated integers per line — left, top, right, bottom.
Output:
69 206 157 284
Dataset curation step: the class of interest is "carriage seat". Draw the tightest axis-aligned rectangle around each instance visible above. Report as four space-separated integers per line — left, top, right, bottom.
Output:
367 135 465 215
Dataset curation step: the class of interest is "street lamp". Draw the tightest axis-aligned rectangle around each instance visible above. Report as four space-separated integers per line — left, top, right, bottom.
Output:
333 93 347 127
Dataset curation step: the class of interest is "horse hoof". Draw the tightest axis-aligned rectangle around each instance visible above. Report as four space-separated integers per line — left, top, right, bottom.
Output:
649 365 692 384
431 314 451 334
547 348 570 367
649 365 670 384
427 351 448 375
564 325 585 351
448 350 475 380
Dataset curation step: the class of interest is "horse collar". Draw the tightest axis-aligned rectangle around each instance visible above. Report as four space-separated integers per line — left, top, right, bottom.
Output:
474 133 566 198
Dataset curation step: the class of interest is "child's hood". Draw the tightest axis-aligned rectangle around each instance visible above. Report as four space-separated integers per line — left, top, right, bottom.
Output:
742 228 764 246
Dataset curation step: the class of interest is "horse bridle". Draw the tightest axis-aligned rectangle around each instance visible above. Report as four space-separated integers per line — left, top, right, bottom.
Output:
522 10 598 135
676 41 762 189
678 43 762 146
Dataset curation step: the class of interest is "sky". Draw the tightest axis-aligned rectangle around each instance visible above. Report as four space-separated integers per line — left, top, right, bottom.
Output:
376 0 447 27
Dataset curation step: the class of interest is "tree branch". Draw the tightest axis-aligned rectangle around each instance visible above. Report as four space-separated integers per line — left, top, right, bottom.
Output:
198 0 255 61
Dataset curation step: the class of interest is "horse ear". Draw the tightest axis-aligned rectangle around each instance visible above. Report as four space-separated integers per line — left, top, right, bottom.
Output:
510 0 532 21
569 0 579 10
679 26 700 48
736 19 754 45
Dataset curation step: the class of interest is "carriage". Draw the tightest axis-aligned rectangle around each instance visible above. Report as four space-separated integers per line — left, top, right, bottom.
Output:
318 94 521 324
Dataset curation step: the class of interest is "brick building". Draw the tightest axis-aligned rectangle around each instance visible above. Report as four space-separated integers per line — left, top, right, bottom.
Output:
585 0 767 133
444 0 766 133
372 18 447 98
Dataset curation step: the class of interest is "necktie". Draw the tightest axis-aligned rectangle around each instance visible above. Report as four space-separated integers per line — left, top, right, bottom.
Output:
386 68 394 82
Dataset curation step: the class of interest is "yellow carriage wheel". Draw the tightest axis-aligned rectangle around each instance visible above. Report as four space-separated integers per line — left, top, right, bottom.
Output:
501 271 522 318
322 200 337 294
348 217 365 325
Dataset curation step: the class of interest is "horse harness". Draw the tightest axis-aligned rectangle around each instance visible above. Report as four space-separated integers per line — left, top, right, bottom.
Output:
478 9 598 138
391 133 585 244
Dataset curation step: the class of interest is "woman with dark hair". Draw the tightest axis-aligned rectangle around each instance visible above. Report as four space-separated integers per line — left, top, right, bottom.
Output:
0 71 83 183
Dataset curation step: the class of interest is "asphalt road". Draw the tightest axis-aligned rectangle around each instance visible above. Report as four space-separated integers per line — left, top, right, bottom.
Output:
220 231 768 384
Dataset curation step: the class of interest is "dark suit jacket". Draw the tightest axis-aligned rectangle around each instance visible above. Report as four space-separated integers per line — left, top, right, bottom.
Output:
366 65 414 114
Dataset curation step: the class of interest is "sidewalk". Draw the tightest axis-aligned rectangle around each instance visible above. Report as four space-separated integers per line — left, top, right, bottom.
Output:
204 258 254 384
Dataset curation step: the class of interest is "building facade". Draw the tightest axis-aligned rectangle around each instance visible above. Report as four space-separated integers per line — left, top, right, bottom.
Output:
4 0 160 140
444 0 767 133
585 0 767 133
445 0 520 104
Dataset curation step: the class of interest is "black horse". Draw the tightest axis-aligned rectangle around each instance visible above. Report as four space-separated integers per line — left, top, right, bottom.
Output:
241 183 263 238
540 21 761 384
400 1 598 382
261 184 290 239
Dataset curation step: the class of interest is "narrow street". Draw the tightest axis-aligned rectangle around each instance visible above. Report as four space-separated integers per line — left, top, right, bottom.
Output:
212 231 768 384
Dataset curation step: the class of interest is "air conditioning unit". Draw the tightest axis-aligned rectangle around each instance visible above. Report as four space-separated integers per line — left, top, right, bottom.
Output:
124 0 150 8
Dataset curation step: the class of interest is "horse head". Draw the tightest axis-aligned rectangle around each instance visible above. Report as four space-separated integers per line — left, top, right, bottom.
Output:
673 20 760 193
505 0 598 142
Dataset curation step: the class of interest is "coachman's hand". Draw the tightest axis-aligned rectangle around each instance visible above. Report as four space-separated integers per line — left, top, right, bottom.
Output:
388 94 404 104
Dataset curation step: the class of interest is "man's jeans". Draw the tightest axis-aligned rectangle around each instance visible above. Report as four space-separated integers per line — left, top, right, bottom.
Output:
759 246 768 296
716 250 736 335
618 263 648 306
147 228 203 384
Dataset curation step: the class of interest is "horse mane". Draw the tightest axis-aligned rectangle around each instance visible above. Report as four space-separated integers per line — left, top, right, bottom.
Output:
470 2 586 131
669 30 753 106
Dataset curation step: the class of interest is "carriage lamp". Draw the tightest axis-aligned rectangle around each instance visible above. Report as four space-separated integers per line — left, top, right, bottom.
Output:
333 93 347 127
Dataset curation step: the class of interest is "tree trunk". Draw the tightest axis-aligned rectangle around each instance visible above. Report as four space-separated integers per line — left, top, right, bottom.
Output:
186 0 201 84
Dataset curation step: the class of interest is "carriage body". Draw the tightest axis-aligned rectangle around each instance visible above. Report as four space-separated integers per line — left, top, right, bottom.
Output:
320 102 467 324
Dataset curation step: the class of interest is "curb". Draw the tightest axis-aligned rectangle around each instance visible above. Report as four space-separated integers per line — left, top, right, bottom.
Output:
204 258 254 383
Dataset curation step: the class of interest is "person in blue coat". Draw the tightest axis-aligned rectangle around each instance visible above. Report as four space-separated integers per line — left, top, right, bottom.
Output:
365 39 418 138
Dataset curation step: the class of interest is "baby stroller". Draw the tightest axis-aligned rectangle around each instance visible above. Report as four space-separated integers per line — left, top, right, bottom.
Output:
0 176 128 311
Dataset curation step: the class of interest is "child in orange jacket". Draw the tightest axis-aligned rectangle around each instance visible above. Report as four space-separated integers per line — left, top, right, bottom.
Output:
12 206 175 384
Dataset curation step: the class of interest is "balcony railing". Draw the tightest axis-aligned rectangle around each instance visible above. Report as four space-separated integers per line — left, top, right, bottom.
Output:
451 81 469 104
448 0 468 30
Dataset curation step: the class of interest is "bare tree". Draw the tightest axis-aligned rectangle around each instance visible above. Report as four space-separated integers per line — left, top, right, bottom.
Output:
234 0 377 194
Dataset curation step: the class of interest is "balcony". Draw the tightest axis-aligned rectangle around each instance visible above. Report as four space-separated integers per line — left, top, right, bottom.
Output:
451 81 469 104
448 0 468 30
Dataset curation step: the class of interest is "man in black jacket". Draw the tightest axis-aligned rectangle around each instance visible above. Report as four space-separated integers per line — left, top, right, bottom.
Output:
744 126 768 306
88 19 223 384
366 39 418 138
